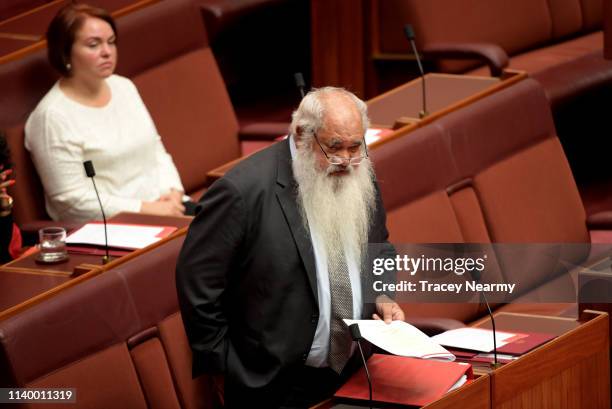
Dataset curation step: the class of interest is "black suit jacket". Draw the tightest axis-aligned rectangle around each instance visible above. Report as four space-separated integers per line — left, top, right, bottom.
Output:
176 139 394 406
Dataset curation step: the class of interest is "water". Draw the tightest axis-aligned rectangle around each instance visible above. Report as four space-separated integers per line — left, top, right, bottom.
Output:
39 240 67 263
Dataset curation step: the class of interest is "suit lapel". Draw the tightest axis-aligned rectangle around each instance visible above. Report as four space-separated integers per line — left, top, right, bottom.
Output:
275 140 318 304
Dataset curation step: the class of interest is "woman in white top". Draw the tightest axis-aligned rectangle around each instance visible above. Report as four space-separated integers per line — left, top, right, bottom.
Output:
26 3 189 221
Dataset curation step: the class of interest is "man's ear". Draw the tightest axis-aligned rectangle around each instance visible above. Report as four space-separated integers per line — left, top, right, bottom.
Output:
294 125 304 142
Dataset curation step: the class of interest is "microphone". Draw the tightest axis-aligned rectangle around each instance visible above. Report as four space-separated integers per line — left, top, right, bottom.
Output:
480 290 501 369
349 323 373 409
294 72 306 98
403 24 428 118
468 259 501 369
83 161 110 264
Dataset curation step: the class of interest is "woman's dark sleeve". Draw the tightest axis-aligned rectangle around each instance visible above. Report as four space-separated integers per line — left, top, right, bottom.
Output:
0 213 14 263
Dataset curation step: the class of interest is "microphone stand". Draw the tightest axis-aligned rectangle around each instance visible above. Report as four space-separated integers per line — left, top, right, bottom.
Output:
90 177 110 264
480 290 501 369
404 24 428 118
83 161 110 264
294 72 306 98
349 324 373 409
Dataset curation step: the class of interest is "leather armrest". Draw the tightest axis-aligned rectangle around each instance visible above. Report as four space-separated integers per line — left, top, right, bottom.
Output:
587 211 612 229
239 122 289 141
423 42 509 77
406 317 466 336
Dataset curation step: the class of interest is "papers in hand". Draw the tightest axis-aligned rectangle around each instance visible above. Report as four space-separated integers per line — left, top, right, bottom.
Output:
343 319 455 361
432 328 520 353
66 223 177 250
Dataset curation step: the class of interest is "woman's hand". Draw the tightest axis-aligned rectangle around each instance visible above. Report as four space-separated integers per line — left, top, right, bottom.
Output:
0 167 15 190
0 167 15 217
159 188 184 206
141 198 185 216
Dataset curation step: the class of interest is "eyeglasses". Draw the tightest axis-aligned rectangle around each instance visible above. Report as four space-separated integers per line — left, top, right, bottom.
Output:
313 133 369 166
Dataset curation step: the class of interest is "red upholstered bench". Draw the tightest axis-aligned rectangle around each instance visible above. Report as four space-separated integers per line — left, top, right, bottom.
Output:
0 236 216 409
372 78 601 321
374 0 609 108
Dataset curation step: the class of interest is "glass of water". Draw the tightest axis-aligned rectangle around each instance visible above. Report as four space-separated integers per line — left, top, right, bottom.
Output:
37 227 68 263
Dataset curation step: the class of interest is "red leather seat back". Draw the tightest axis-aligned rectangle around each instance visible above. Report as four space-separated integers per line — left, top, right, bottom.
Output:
0 236 214 408
115 0 240 194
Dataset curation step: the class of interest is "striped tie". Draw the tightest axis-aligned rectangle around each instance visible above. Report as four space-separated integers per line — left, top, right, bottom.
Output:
327 242 353 374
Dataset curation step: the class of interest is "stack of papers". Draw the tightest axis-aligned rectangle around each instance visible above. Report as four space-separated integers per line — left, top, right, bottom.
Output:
431 328 522 353
66 223 177 250
343 319 455 361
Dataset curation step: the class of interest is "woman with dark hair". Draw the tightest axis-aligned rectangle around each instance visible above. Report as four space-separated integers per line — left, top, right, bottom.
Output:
0 132 21 263
25 2 192 222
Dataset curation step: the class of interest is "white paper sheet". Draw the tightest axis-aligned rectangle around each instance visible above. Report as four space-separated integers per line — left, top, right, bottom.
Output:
448 373 468 392
432 328 518 353
66 223 176 249
343 319 455 361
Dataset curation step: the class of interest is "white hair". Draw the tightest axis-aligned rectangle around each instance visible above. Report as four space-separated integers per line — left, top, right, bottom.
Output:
289 87 370 141
292 141 376 268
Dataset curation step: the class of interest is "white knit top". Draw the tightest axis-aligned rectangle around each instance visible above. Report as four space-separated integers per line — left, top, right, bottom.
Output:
25 75 184 221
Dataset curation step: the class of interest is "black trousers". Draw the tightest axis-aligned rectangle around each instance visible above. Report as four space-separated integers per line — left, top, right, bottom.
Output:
279 353 364 409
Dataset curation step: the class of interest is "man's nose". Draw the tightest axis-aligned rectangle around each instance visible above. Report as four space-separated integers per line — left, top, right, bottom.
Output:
337 149 352 161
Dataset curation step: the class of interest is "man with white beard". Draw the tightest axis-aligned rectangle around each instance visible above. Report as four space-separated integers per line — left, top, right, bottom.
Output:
176 87 404 409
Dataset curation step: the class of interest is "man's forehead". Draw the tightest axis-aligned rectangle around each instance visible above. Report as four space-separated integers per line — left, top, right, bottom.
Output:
320 107 363 137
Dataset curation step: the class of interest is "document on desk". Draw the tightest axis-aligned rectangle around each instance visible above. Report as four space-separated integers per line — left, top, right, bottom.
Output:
66 223 177 250
335 353 473 407
432 327 521 353
344 319 455 361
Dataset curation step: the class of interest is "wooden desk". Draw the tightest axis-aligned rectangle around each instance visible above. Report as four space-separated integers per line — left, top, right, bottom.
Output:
312 373 490 409
317 310 609 408
368 73 499 127
0 212 192 320
0 35 37 56
473 311 610 409
578 262 612 407
0 0 159 64
367 70 526 150
205 70 527 184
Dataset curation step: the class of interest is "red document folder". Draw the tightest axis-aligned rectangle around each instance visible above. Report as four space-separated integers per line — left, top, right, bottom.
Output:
334 354 472 407
497 332 555 355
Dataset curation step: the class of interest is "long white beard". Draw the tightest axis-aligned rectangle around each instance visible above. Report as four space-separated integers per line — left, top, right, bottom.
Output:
292 144 376 267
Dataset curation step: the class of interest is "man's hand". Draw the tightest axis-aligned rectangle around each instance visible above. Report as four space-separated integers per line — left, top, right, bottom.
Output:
373 295 405 324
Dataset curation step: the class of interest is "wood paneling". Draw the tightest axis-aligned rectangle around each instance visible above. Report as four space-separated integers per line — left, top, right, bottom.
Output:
310 0 366 97
424 374 490 409
605 0 612 59
492 311 610 409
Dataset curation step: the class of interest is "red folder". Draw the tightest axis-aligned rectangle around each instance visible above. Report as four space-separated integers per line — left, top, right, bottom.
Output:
497 332 555 355
67 245 131 257
334 354 472 407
